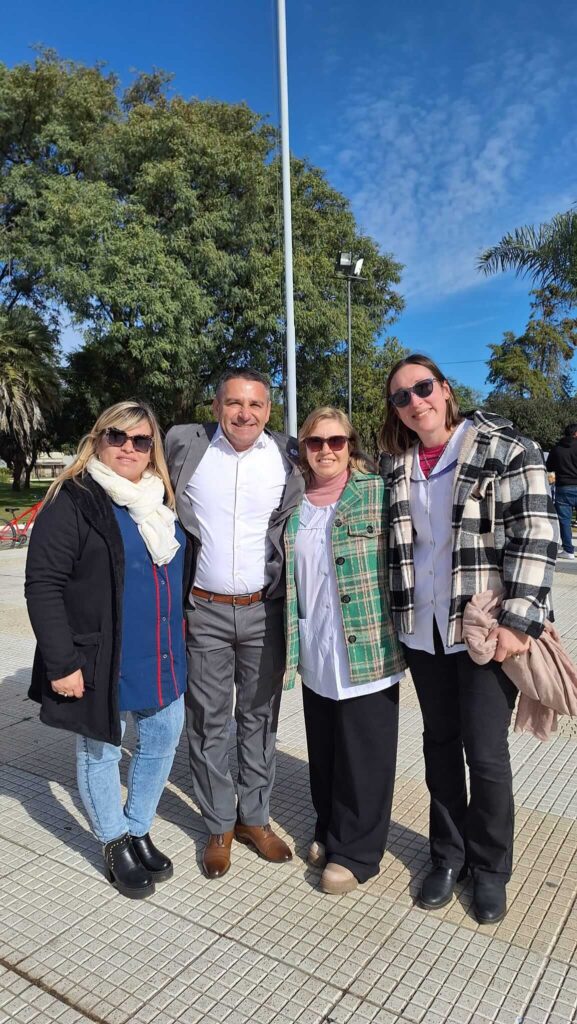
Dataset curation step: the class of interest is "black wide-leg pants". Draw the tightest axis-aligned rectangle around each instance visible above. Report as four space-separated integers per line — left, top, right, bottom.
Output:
302 682 399 883
403 633 517 882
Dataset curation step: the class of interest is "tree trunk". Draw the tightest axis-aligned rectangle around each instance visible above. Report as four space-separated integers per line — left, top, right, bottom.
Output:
11 459 24 491
24 441 37 490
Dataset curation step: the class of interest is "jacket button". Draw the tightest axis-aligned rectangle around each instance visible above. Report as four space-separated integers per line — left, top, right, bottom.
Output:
334 519 342 527
366 525 374 533
335 556 345 565
341 594 350 603
348 635 357 643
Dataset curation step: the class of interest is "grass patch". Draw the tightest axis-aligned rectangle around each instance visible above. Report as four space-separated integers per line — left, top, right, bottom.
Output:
0 480 51 518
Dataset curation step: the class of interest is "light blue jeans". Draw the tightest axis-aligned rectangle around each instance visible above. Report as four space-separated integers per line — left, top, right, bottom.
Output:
76 696 184 844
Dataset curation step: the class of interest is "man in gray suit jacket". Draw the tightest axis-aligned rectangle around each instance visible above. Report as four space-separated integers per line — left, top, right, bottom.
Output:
165 369 303 878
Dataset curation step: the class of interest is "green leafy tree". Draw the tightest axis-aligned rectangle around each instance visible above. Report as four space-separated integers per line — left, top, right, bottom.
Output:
479 209 577 291
484 394 577 451
486 287 577 399
448 380 484 412
1 51 404 438
346 337 408 456
0 307 61 489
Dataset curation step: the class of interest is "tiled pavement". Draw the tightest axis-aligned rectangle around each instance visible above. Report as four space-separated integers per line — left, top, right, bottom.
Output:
0 547 576 1024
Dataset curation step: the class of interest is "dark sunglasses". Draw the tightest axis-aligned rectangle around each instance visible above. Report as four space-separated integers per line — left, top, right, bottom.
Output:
102 427 154 454
389 377 437 409
304 435 350 453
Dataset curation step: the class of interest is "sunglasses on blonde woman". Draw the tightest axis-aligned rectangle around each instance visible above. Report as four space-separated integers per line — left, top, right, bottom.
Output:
304 435 350 453
102 427 154 454
389 378 437 409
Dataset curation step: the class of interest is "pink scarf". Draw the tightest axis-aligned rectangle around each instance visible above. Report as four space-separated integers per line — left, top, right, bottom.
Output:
462 590 577 741
306 468 350 507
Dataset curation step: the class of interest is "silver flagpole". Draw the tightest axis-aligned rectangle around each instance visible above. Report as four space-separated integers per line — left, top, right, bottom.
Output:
276 0 297 437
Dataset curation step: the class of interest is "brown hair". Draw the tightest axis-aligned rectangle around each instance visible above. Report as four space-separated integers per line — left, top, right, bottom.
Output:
379 354 462 455
298 406 376 485
44 400 176 509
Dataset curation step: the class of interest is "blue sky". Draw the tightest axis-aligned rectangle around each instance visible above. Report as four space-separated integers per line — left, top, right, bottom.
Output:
4 0 577 396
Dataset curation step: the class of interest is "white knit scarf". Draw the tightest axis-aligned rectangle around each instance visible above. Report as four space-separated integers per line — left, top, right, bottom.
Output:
86 456 180 566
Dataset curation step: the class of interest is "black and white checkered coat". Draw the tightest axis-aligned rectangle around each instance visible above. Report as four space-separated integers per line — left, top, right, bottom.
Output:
388 411 559 646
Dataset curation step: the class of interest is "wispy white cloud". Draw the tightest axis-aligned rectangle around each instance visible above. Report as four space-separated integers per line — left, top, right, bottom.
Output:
328 42 577 301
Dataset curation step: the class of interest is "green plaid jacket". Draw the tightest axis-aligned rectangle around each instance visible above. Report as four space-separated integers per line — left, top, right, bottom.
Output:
283 471 406 689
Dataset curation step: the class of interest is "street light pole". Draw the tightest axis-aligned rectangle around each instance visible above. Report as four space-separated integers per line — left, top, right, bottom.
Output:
276 0 297 437
336 252 364 420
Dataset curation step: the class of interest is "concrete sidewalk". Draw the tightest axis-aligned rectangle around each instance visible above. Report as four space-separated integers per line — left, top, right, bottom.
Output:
0 547 576 1024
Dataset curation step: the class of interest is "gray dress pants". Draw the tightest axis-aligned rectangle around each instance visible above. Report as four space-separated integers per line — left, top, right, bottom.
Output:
185 595 285 833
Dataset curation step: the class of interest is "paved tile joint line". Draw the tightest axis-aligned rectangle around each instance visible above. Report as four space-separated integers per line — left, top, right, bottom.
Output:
0 548 576 1024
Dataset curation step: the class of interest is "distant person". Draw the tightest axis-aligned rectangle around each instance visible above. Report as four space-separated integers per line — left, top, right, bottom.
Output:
26 401 189 900
283 407 405 895
381 354 558 925
546 425 577 559
165 369 303 879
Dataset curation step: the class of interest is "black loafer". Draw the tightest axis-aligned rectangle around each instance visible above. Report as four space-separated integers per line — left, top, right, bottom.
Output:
103 834 155 899
473 877 506 924
131 833 174 882
419 865 467 910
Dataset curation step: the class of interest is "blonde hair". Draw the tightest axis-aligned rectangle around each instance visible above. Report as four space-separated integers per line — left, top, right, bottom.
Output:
379 354 462 456
44 400 175 509
298 406 376 485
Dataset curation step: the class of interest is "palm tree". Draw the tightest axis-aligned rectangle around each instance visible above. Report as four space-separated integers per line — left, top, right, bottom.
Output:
0 307 61 489
479 208 577 292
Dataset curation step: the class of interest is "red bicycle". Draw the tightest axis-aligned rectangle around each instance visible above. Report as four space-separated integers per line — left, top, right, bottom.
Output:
0 501 43 550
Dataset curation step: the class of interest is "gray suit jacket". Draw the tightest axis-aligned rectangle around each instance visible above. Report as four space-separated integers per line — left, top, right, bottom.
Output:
165 423 304 600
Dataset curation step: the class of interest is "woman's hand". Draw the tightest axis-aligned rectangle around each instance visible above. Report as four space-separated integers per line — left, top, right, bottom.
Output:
493 626 530 663
51 669 85 699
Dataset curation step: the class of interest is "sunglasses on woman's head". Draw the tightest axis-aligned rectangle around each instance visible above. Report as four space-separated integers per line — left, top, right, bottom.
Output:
102 427 154 453
304 435 350 453
389 378 437 409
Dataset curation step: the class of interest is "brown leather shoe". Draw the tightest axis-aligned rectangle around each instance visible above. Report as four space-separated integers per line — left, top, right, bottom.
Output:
234 823 292 863
202 831 234 879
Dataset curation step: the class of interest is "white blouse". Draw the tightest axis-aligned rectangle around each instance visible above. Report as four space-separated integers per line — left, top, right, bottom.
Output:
399 420 469 655
294 497 403 701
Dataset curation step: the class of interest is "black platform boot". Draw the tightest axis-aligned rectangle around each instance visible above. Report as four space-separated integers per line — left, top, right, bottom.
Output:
131 833 174 882
103 834 155 899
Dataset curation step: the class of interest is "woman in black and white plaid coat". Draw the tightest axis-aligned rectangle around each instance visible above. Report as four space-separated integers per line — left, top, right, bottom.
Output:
381 354 558 925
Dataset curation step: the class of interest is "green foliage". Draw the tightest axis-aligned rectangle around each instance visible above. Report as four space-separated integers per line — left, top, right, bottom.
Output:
486 287 577 399
0 306 61 488
345 337 409 456
448 380 484 412
0 51 404 439
484 393 577 451
479 209 577 291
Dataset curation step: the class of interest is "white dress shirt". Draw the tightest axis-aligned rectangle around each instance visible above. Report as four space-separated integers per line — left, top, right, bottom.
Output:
294 498 403 700
400 420 470 655
185 426 288 594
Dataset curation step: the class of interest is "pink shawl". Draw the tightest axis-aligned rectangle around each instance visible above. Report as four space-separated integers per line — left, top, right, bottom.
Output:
462 590 577 741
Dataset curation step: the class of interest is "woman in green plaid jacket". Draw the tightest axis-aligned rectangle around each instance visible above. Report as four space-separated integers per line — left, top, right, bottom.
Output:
284 407 405 896
382 353 558 926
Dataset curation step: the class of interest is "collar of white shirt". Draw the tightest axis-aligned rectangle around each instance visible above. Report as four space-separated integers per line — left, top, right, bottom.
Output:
211 424 270 456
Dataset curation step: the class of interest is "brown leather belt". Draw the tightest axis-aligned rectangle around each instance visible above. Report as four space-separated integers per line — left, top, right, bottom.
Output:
191 586 267 606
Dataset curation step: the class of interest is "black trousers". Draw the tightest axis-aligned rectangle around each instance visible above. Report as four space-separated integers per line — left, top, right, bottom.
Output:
302 683 399 883
403 631 517 881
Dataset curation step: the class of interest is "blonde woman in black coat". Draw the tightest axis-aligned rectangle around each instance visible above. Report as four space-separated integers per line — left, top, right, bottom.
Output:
26 400 190 899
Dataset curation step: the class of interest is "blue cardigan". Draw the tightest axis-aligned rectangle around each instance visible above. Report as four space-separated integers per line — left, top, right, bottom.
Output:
113 506 187 711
